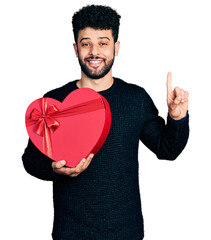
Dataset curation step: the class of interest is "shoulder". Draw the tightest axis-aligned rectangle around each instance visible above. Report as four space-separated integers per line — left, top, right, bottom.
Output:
115 77 151 99
114 77 156 111
43 80 77 102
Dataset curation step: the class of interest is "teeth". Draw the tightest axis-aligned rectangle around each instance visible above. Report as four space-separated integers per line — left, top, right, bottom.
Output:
89 61 101 64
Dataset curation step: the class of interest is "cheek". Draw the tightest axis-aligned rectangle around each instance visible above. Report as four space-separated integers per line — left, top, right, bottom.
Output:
78 52 87 61
77 48 89 58
104 48 115 59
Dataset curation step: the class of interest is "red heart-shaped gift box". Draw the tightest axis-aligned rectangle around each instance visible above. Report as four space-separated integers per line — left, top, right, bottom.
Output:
25 88 111 167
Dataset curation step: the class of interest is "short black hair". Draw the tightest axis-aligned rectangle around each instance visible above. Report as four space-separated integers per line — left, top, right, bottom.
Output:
72 5 121 43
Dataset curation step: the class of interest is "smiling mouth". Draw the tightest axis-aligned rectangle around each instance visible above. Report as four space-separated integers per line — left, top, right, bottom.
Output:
86 58 104 68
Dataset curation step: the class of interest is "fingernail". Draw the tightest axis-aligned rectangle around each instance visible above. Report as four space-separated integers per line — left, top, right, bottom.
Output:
90 153 94 158
60 160 66 165
82 158 86 163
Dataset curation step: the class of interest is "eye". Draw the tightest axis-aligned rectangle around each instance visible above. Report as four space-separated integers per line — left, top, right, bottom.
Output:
100 42 107 46
81 43 89 47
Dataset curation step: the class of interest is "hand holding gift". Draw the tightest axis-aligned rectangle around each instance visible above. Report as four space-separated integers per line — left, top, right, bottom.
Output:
52 153 94 177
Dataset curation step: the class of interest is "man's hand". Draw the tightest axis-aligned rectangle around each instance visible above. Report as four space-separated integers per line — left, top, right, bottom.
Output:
167 72 189 120
52 153 94 177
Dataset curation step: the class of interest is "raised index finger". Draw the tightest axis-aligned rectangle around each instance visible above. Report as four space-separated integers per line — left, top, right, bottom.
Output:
167 72 173 95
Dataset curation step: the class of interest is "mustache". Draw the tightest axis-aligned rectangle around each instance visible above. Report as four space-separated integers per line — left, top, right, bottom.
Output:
85 56 105 61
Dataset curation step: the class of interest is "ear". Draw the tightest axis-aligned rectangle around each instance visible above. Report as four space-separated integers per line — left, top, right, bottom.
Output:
73 43 78 57
114 41 120 56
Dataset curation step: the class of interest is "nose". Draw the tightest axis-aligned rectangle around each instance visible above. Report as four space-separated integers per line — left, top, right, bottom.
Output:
89 44 100 56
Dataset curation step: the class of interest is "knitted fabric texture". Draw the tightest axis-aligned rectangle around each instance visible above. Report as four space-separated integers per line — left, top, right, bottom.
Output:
22 78 189 240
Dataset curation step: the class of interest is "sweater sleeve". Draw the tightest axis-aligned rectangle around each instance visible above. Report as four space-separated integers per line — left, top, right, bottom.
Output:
22 139 54 181
139 89 189 160
22 139 65 181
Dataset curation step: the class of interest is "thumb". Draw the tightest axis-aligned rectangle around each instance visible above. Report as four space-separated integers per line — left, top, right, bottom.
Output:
52 160 66 169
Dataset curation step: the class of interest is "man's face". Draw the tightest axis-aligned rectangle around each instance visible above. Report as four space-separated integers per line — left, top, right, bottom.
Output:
74 27 120 79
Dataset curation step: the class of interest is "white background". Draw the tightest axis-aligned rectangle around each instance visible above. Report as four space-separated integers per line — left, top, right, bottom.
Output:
1 0 211 239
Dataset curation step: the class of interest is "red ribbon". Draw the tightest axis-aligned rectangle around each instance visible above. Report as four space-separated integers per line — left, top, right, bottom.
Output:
26 97 105 158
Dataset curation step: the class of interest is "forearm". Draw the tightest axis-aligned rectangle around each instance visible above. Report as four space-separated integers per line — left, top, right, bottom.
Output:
156 113 189 160
140 111 189 160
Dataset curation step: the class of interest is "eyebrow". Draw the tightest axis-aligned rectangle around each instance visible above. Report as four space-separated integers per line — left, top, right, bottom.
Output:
99 37 110 41
80 37 111 43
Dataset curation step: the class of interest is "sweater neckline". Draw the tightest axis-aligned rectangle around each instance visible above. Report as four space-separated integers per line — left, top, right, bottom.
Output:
73 77 118 95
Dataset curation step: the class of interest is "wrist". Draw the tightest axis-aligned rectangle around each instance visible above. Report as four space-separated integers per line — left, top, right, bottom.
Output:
168 109 187 121
168 111 189 123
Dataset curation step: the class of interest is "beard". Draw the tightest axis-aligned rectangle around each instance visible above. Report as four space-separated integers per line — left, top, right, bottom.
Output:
78 54 115 80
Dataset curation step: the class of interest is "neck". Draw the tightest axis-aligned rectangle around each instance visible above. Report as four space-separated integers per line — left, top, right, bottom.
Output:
76 70 114 92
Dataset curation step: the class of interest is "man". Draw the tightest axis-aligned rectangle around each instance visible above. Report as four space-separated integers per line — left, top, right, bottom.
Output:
22 5 189 240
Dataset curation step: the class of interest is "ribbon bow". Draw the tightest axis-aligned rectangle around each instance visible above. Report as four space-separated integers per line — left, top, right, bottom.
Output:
30 104 60 137
27 99 60 157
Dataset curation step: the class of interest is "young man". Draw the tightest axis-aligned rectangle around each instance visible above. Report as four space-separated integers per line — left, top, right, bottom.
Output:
22 5 189 240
